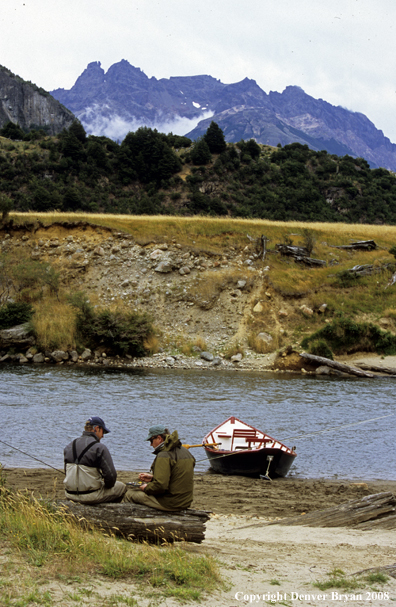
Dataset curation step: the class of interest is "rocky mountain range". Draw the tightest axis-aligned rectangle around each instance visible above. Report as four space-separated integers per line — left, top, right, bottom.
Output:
0 65 74 135
51 59 396 171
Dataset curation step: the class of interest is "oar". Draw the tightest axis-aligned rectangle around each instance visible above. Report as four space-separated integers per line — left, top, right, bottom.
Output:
182 442 220 449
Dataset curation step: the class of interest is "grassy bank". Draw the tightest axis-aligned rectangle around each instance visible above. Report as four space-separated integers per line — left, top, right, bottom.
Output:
10 211 396 244
0 469 223 606
3 213 396 357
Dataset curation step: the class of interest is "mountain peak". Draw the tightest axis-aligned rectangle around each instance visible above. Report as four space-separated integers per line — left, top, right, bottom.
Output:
50 60 396 170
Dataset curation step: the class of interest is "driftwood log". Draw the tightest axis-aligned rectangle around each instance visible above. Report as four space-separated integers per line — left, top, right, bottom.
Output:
330 240 378 251
352 563 396 579
56 500 211 543
294 256 326 267
275 245 326 267
300 352 375 377
267 492 396 530
355 362 396 375
277 244 309 257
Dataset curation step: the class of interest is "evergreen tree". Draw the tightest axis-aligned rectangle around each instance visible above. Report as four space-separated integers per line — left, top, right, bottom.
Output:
0 121 25 140
203 121 227 154
119 127 181 184
190 138 212 165
68 120 87 143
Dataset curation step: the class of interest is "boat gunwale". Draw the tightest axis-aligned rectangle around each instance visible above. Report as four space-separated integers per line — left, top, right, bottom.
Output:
203 415 296 456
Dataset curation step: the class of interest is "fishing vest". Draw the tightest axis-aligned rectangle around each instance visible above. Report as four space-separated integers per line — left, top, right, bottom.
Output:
64 439 104 495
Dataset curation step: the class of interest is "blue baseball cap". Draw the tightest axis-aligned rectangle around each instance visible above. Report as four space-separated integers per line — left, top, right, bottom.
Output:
88 416 110 433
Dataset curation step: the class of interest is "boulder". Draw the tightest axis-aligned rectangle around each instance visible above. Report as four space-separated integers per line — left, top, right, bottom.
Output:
154 261 173 273
0 323 35 349
33 352 45 363
150 249 164 260
257 332 273 345
51 350 69 362
69 350 79 363
315 365 332 375
200 352 214 362
179 266 191 275
231 353 243 363
253 302 263 313
81 349 92 361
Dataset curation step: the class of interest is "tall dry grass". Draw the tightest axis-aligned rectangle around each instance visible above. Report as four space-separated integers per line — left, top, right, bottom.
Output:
31 297 77 351
0 472 223 601
11 212 396 252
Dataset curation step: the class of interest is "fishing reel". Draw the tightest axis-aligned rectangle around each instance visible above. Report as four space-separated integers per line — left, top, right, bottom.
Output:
126 481 143 488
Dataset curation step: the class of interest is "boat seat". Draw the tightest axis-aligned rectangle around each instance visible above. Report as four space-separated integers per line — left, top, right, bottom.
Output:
232 428 262 449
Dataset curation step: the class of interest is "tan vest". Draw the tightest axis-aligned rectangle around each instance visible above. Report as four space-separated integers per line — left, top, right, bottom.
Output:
64 463 104 494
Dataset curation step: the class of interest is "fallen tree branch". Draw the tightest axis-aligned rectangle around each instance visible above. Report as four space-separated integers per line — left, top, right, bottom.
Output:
354 362 396 375
329 240 378 251
352 563 396 579
300 352 375 377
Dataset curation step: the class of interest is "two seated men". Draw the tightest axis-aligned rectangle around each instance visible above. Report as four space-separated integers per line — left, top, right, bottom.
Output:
64 418 195 511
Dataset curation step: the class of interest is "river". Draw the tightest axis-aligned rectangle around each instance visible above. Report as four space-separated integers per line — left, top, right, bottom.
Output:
0 365 395 480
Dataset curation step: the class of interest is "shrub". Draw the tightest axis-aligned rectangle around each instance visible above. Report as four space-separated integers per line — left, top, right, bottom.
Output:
307 339 334 360
223 342 244 359
301 316 396 355
0 301 34 329
0 193 13 221
70 293 155 357
334 269 360 288
301 228 315 256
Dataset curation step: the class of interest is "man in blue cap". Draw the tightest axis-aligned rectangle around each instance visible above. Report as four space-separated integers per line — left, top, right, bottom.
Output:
64 416 126 504
123 424 195 511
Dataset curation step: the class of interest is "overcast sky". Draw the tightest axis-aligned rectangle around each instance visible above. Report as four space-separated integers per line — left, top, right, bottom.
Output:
2 0 396 140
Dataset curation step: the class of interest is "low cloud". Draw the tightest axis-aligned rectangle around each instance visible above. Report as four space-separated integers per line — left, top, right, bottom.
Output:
77 105 214 142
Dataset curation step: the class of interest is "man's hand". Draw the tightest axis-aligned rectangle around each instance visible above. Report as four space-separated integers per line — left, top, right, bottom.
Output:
139 483 147 491
139 472 153 482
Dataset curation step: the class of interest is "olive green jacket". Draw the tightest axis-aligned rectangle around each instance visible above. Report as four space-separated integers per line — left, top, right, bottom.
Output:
144 431 195 510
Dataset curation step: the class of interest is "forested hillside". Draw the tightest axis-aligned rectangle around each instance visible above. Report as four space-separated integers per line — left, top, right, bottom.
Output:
1 119 396 224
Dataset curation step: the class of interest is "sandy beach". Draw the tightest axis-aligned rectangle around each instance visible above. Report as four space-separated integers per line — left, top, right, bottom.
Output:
3 467 396 606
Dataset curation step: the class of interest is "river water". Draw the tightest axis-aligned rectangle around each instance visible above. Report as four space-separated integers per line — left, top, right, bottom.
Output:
0 365 395 480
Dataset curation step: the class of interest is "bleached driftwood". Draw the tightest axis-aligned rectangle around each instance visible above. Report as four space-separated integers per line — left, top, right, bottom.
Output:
300 352 375 378
268 492 396 530
56 500 211 543
330 240 378 251
355 362 396 376
275 244 326 266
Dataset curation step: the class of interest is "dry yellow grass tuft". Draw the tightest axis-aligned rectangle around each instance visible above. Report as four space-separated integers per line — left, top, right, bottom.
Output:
31 297 77 351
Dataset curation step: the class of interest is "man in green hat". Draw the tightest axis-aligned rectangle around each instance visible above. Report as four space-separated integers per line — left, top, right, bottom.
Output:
123 425 195 511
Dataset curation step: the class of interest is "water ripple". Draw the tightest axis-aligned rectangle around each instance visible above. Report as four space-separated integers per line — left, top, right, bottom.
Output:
0 366 395 480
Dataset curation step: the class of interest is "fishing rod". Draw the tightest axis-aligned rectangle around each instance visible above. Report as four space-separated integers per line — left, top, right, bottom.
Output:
0 438 64 476
2 412 394 475
278 412 395 443
193 412 396 464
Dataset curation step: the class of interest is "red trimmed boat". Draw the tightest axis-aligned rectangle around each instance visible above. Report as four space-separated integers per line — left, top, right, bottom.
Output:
203 416 297 478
